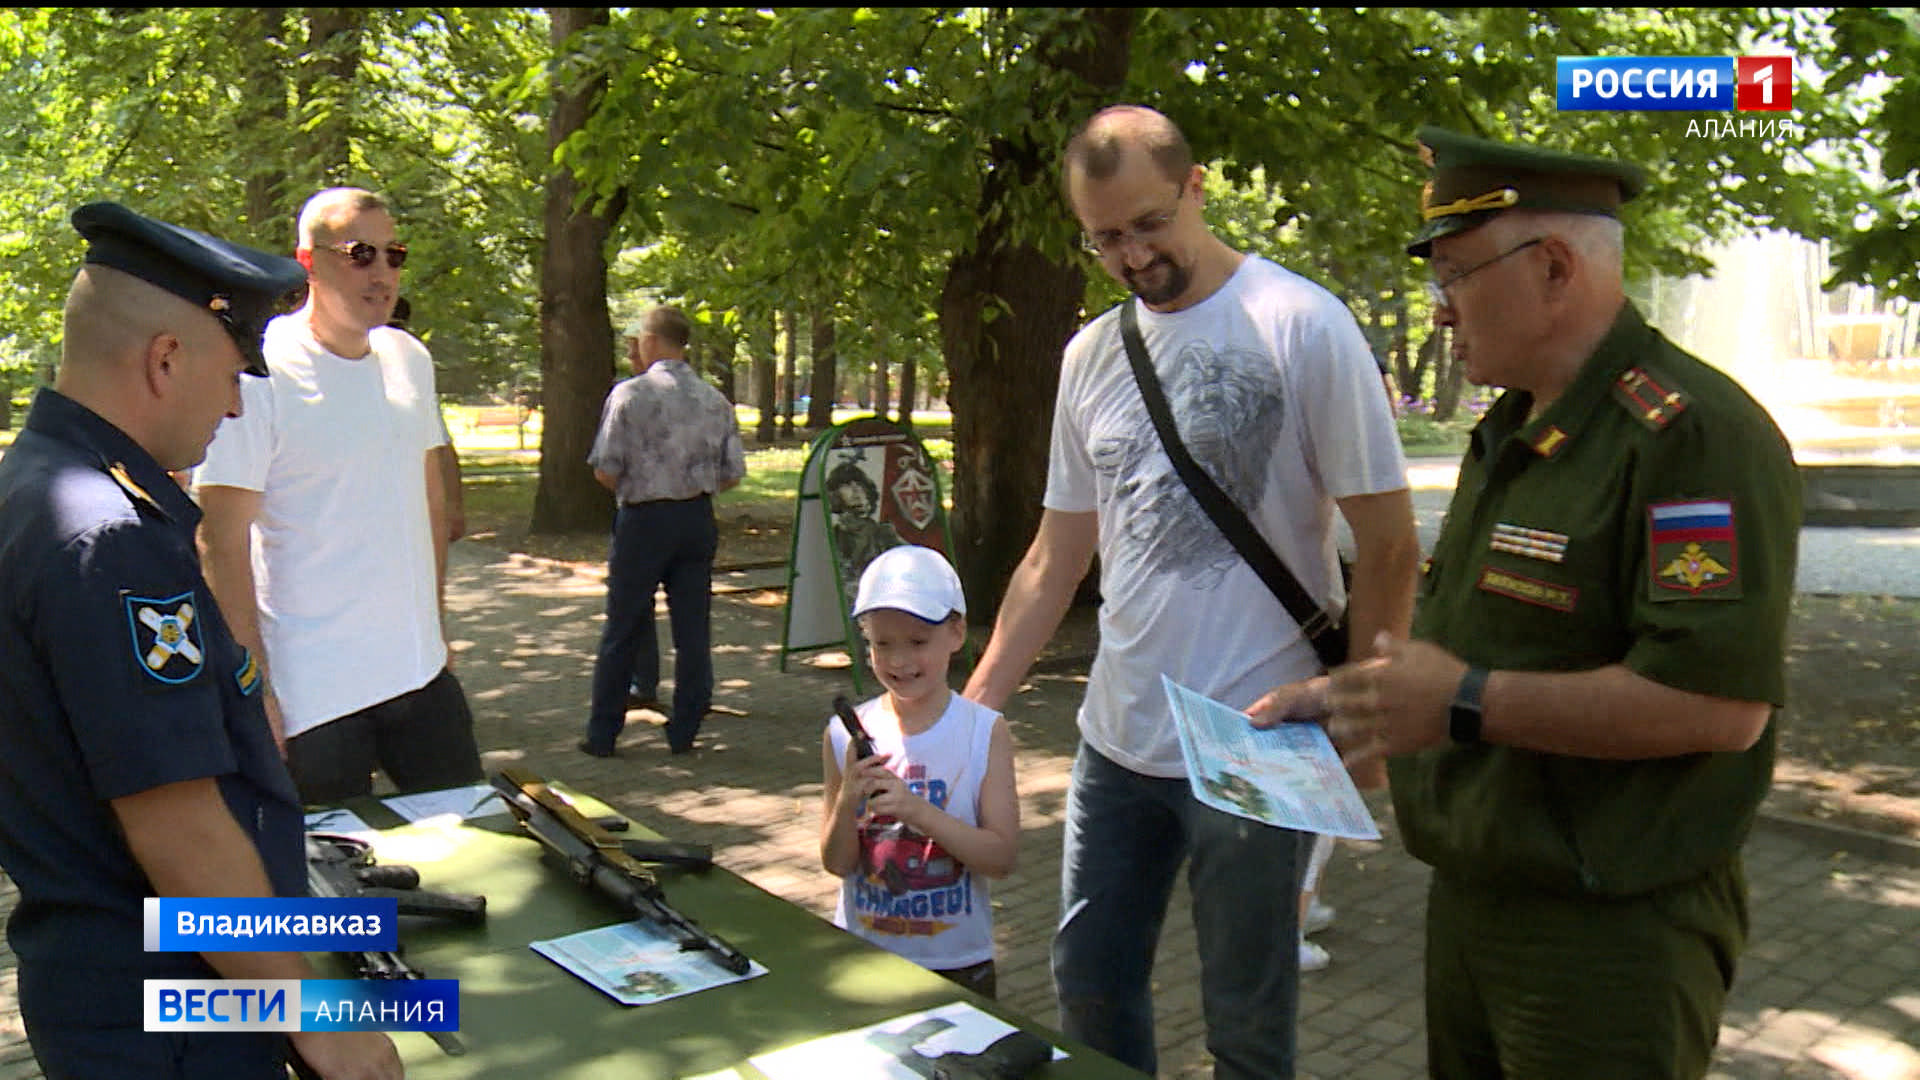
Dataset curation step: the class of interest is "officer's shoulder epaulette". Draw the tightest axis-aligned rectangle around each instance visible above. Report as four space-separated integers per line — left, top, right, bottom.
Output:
1610 364 1688 433
105 461 169 521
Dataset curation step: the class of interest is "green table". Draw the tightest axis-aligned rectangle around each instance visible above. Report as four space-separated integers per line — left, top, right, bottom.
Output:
320 787 1143 1079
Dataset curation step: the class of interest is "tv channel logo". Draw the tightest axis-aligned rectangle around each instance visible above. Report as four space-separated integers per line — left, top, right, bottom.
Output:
1557 56 1792 112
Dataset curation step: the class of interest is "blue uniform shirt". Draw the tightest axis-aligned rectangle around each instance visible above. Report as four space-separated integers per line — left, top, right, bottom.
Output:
0 388 304 1026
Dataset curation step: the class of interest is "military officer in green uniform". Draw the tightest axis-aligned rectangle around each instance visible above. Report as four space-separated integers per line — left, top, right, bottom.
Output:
1325 127 1800 1078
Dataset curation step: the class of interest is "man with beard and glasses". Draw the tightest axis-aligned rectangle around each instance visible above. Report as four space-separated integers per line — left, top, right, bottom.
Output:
196 187 483 806
963 105 1419 1078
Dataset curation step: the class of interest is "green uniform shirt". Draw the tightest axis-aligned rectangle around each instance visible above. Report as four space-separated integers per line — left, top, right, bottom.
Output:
1390 303 1800 898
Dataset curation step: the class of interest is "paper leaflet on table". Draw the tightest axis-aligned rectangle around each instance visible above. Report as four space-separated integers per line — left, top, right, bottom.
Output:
749 1001 1067 1079
381 781 507 824
302 807 377 840
1161 674 1380 840
529 920 766 1006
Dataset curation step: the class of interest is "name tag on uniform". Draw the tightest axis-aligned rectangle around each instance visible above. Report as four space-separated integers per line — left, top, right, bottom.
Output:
1476 565 1578 613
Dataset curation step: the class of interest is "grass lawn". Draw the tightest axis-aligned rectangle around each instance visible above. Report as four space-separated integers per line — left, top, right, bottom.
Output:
453 407 956 566
453 402 1463 566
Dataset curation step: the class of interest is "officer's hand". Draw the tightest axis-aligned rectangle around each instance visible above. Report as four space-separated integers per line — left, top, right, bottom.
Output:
1327 632 1464 768
1245 676 1330 729
289 1030 404 1079
1249 672 1387 789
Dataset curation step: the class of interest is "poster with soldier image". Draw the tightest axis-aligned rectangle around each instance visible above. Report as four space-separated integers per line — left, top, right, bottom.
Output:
781 417 958 692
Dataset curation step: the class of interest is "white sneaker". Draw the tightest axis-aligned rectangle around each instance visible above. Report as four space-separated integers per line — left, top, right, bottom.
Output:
1303 899 1336 938
1299 938 1331 972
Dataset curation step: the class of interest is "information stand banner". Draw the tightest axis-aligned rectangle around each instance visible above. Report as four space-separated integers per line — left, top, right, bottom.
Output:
781 418 959 692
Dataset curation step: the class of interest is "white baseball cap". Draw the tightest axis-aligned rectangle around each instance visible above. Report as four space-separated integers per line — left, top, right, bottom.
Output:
851 545 966 623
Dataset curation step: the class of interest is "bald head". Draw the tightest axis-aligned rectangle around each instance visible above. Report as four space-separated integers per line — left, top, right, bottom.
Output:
297 187 389 250
1062 105 1194 197
61 265 222 377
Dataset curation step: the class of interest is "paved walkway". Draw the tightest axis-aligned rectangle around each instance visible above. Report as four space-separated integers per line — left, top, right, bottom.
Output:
2 536 1917 1079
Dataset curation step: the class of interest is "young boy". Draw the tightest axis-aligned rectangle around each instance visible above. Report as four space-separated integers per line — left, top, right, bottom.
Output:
820 545 1019 998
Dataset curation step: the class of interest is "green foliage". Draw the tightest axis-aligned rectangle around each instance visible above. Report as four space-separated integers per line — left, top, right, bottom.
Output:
0 8 550 400
1820 7 1920 299
0 6 1909 419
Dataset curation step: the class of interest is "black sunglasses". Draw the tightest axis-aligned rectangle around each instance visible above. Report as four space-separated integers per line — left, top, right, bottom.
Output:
322 240 408 269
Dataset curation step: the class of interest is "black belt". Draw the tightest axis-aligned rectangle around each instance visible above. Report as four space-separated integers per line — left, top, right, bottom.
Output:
621 492 712 508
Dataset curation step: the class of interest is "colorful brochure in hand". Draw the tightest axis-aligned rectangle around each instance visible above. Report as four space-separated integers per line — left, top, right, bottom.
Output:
1161 674 1381 839
530 919 767 1006
749 1001 1066 1079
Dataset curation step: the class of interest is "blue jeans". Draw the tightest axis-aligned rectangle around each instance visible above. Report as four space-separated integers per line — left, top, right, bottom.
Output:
586 496 717 753
1053 741 1307 1078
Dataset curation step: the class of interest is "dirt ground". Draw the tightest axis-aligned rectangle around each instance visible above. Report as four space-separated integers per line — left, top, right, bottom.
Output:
1770 593 1920 839
497 508 1920 843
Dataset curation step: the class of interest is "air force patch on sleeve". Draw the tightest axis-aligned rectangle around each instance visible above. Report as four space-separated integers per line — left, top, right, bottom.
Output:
125 591 206 683
1648 500 1740 600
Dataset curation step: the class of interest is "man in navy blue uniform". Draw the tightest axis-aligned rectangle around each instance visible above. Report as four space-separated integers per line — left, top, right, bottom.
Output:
0 203 401 1079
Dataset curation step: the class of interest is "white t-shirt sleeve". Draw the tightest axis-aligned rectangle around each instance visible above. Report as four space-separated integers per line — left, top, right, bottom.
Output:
193 374 276 492
1290 293 1407 499
1043 319 1104 514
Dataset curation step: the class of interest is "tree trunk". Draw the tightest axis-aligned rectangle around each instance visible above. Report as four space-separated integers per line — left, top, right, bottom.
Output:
1388 291 1413 407
708 322 738 403
779 308 800 436
807 309 836 430
531 7 618 535
896 350 917 426
240 9 293 249
1430 328 1464 421
873 357 891 420
302 9 364 187
752 311 777 444
941 8 1133 619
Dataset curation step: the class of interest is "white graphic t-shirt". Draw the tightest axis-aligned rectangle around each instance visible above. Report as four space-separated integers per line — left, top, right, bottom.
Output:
1045 256 1407 777
826 693 999 971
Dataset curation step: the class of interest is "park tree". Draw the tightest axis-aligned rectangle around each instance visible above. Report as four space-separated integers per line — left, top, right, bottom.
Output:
530 6 622 535
546 6 1888 615
0 7 551 420
1 7 1907 600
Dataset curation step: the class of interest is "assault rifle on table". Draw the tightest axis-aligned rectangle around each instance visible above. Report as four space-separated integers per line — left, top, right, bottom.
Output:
296 834 486 1071
490 767 751 976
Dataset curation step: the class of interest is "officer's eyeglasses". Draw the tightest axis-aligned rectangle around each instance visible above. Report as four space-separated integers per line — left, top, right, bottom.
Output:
322 240 409 269
1082 187 1185 257
1425 238 1543 308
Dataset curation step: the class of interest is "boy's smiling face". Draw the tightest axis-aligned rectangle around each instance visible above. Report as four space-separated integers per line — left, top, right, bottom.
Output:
860 608 965 712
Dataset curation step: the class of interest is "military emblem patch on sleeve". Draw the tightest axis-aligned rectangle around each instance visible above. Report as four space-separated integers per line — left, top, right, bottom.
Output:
124 591 206 683
1648 500 1740 600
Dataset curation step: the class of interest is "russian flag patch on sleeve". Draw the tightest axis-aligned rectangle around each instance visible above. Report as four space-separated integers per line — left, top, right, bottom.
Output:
1647 499 1740 599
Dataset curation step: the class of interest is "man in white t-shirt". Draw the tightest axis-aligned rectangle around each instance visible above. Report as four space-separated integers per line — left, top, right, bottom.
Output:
964 106 1420 1078
195 187 483 806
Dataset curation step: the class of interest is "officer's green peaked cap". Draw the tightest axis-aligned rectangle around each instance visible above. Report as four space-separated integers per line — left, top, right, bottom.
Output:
1408 125 1646 258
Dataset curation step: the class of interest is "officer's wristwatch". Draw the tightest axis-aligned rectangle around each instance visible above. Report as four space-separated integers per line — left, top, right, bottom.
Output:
1449 666 1490 745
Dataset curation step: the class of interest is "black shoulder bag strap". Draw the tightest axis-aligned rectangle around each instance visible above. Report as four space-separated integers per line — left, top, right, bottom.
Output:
1118 300 1349 670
